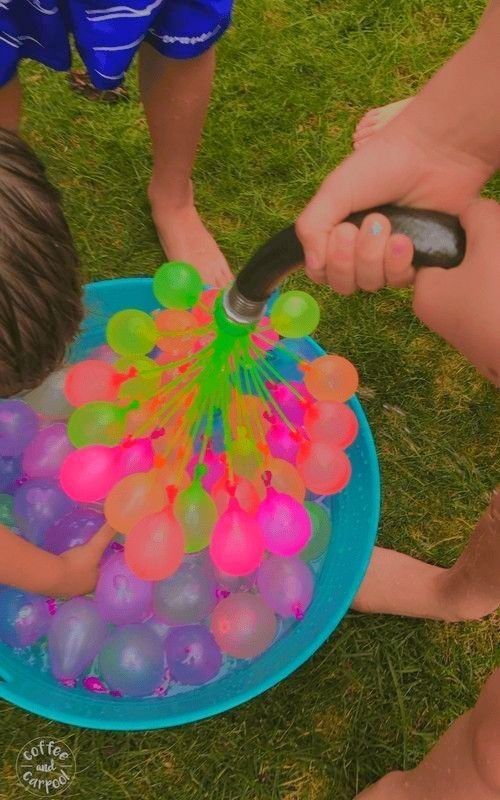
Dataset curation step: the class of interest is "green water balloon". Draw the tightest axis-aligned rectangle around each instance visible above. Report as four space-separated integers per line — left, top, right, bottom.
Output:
117 356 161 401
270 290 320 338
301 501 332 561
68 401 134 447
230 427 263 481
106 309 158 357
0 493 14 528
153 261 203 310
173 466 217 553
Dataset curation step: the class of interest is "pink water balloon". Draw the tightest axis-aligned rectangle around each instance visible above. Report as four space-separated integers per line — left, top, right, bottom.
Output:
257 485 311 556
60 445 120 503
267 382 307 426
257 556 314 619
116 437 154 479
265 420 301 464
22 423 74 479
209 498 265 576
303 401 359 448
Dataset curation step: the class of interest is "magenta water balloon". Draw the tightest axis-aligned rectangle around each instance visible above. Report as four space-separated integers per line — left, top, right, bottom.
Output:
0 589 50 648
116 437 154 479
153 559 217 626
14 478 75 546
48 597 108 681
95 552 153 625
257 556 314 619
257 487 312 556
99 624 165 697
0 454 22 493
43 508 106 555
0 400 38 457
267 383 306 427
265 422 300 464
22 423 74 479
165 625 222 685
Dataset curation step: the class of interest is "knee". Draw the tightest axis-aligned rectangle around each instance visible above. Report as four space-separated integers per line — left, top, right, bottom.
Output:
471 677 500 794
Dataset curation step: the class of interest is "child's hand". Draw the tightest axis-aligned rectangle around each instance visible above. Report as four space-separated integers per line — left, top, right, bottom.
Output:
296 122 490 292
54 524 116 598
413 199 500 385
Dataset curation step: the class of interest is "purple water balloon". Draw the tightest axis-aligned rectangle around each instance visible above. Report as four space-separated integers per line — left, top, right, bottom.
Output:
0 589 51 648
0 454 22 493
153 559 217 626
14 478 75 545
0 399 38 457
257 556 314 619
22 423 74 479
165 625 222 685
98 624 165 697
43 508 106 555
95 552 153 625
48 597 108 681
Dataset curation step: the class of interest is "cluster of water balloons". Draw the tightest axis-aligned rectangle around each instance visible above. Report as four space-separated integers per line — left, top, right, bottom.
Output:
0 261 359 697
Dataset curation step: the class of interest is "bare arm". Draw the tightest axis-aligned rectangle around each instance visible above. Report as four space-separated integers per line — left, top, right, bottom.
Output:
0 523 115 597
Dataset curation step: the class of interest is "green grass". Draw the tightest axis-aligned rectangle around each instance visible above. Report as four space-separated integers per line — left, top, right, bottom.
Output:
1 1 499 798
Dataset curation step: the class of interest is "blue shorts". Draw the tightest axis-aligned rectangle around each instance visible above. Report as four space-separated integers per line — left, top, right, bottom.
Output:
0 0 233 90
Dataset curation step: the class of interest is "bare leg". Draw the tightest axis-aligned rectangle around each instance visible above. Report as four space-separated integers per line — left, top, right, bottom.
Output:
352 0 497 148
139 43 232 287
0 74 22 130
355 670 500 799
352 487 500 621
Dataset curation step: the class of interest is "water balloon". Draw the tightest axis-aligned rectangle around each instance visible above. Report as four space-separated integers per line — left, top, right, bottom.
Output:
264 457 305 502
156 309 197 360
210 592 277 659
296 439 352 495
60 445 120 503
303 401 358 448
48 597 107 681
44 508 106 555
165 625 222 685
104 471 165 534
209 498 265 576
22 423 73 479
14 479 74 545
153 558 217 625
95 552 153 625
270 290 320 338
67 401 130 447
64 360 121 406
257 485 311 556
0 454 22 493
23 368 74 420
173 467 217 553
0 589 51 648
153 261 203 310
98 624 165 697
106 309 158 357
125 506 185 581
301 502 331 561
302 355 358 403
257 556 314 619
0 400 38 456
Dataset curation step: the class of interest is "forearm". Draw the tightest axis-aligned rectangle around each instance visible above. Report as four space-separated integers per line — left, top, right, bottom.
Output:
0 525 63 595
394 2 500 171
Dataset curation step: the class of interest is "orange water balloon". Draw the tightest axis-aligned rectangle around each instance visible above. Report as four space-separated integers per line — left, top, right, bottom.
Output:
104 471 165 534
302 355 358 403
296 439 351 495
211 474 261 514
264 456 306 502
125 506 185 581
156 310 198 361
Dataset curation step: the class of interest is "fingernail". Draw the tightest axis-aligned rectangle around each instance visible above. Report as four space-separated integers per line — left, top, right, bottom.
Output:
392 241 406 255
371 221 383 236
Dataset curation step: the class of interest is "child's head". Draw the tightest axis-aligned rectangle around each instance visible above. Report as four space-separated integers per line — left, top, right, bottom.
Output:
0 129 83 397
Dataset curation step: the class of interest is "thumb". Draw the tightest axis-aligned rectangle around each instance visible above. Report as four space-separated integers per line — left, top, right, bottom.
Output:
86 523 116 558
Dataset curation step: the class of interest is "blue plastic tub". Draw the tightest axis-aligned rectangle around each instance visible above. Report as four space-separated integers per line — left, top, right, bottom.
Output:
0 278 380 730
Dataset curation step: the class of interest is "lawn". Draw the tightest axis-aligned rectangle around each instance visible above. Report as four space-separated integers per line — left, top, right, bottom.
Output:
1 1 499 798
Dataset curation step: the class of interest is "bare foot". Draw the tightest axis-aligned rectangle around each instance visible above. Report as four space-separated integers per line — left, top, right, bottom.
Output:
353 98 413 149
149 181 233 289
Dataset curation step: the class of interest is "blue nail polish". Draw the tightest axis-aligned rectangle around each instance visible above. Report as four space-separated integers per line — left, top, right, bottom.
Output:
371 221 383 236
